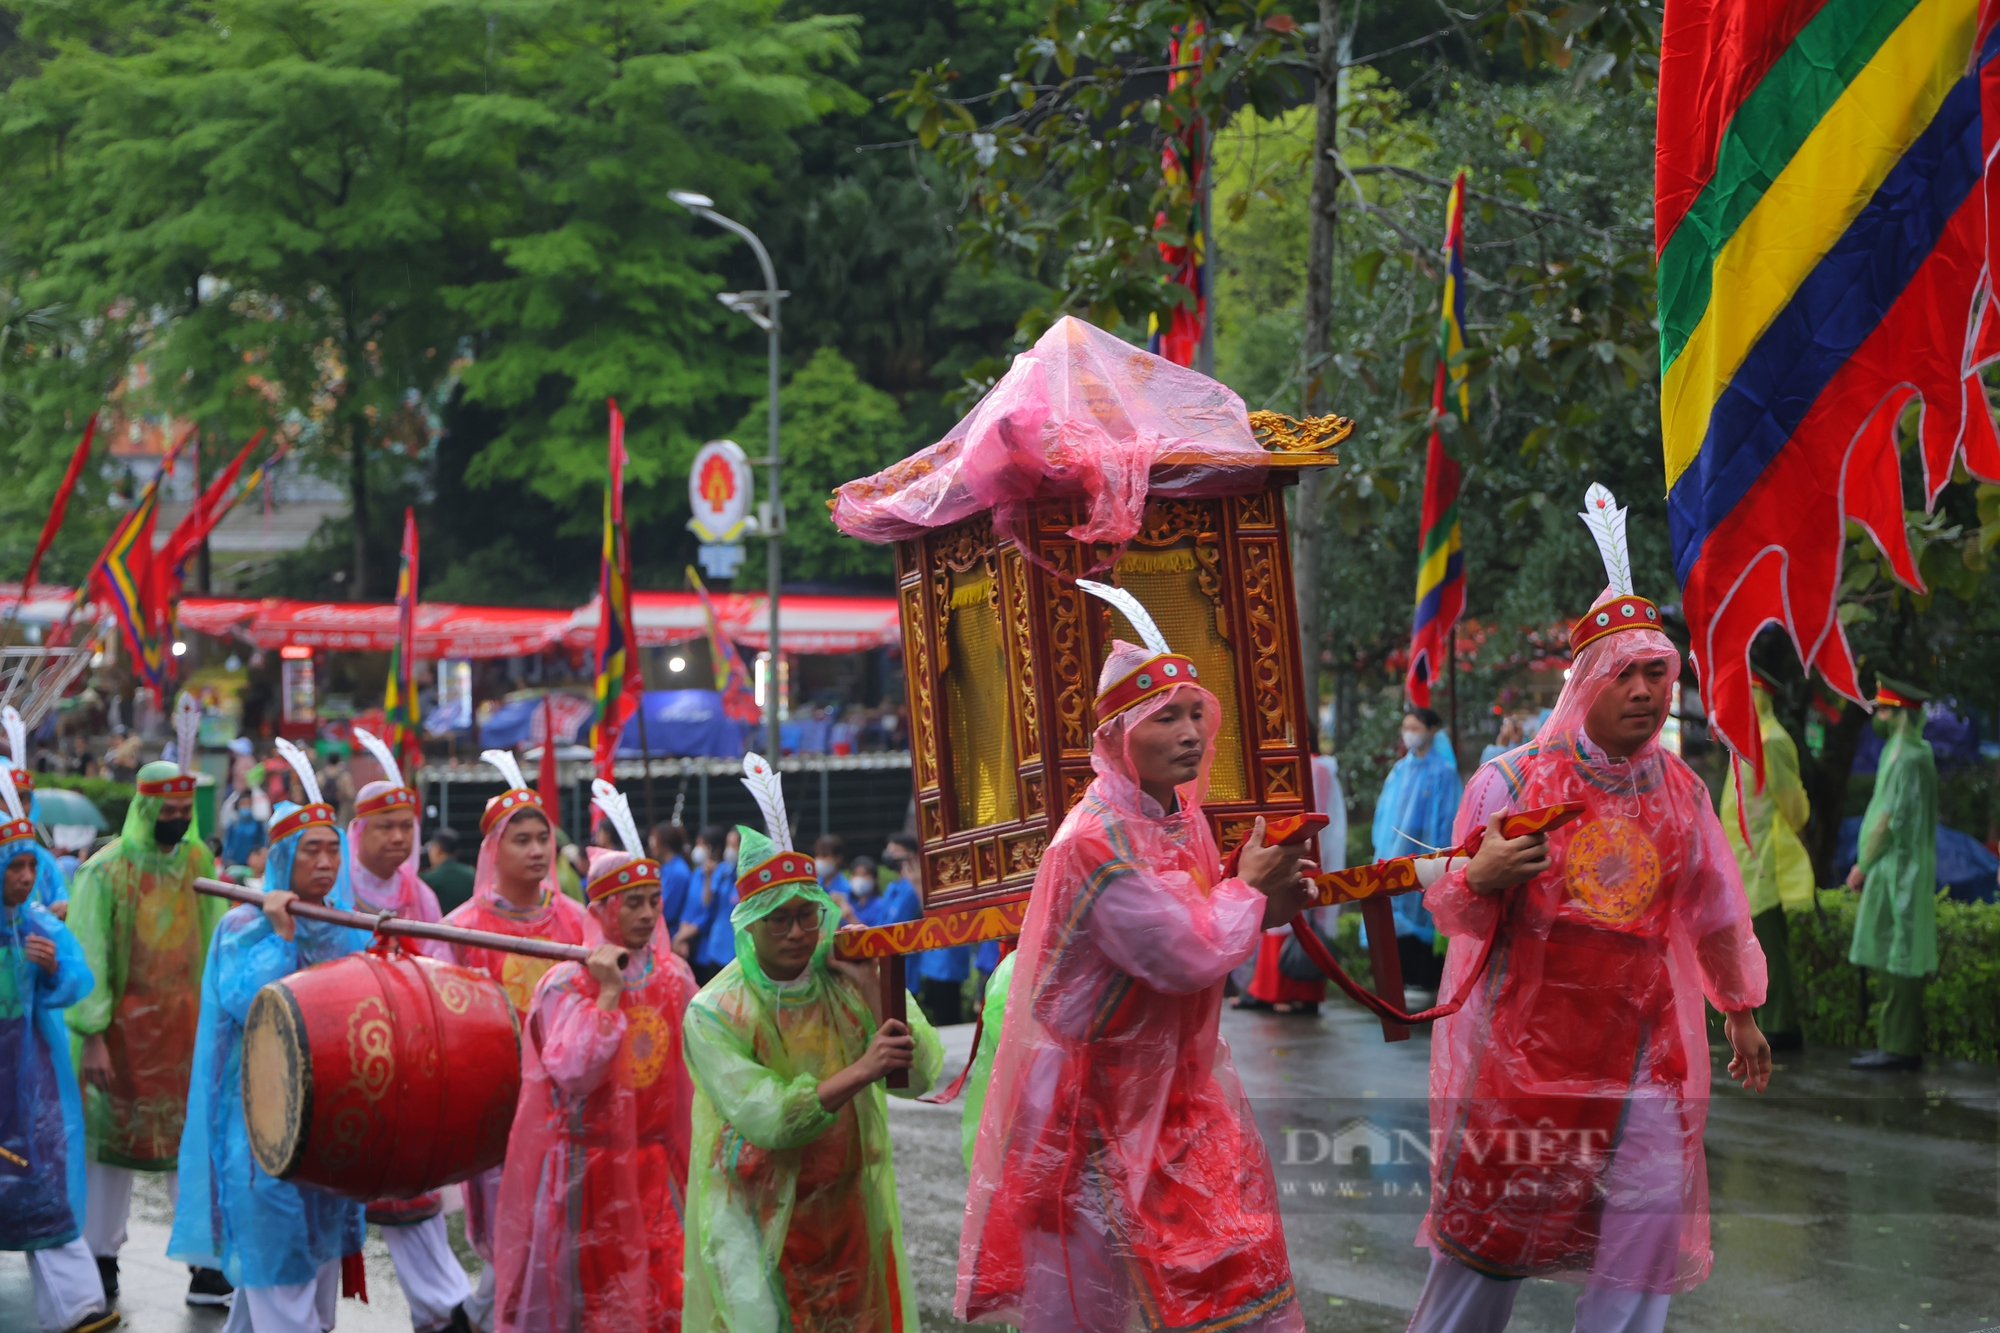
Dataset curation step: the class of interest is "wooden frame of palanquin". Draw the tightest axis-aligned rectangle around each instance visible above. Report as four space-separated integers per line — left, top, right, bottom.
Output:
894 465 1327 918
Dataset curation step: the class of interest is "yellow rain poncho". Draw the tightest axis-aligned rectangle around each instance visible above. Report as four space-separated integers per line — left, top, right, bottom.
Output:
1720 686 1814 916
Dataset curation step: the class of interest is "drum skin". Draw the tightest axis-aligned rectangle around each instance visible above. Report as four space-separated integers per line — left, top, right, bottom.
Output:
242 939 521 1201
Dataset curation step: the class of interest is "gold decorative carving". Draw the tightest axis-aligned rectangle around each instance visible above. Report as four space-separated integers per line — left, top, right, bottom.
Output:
1261 758 1301 800
1004 830 1049 876
901 582 939 791
1128 499 1227 641
919 798 944 841
1021 772 1046 819
1061 767 1093 811
1247 409 1353 456
1045 546 1091 754
1216 818 1260 856
975 838 1002 884
1234 489 1277 530
929 848 975 892
1003 548 1040 757
1240 540 1293 748
931 517 998 673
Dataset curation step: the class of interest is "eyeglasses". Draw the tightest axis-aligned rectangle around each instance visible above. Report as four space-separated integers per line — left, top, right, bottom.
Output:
761 909 822 937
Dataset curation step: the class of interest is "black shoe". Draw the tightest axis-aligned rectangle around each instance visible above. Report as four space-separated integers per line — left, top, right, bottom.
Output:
64 1311 120 1333
1849 1049 1922 1071
446 1305 475 1333
1767 1030 1804 1052
186 1266 234 1306
94 1256 118 1303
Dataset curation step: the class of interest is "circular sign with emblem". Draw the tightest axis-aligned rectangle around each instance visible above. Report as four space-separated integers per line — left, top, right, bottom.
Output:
688 440 754 543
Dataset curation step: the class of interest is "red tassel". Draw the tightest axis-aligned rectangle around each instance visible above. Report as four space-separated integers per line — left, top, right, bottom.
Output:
342 1251 368 1302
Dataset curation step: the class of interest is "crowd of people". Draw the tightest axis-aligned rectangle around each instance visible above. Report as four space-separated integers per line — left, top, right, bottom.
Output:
0 481 1950 1333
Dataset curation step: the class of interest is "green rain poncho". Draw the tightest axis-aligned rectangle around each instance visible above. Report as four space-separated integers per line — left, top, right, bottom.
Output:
1721 688 1814 916
66 761 226 1167
681 824 943 1333
1849 710 1939 978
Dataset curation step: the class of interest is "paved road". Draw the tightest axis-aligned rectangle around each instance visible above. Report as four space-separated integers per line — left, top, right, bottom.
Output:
8 1000 1995 1331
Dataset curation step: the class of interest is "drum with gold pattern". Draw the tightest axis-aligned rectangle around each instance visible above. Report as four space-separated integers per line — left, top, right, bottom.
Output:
241 938 521 1201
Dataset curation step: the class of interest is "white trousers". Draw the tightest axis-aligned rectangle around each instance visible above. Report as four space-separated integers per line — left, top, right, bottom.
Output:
463 1264 495 1333
1406 1253 1672 1333
383 1215 472 1331
221 1256 340 1333
83 1162 177 1257
27 1237 109 1332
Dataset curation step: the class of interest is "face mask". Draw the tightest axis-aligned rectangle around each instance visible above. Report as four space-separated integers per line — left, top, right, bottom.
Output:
1401 729 1427 753
154 817 191 848
850 876 875 898
815 857 837 878
691 846 708 867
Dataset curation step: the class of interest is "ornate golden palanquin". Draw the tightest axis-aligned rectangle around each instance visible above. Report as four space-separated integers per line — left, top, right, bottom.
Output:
894 465 1332 915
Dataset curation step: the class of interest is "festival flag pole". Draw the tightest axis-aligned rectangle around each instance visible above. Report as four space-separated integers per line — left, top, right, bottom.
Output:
383 507 421 777
84 424 195 701
16 413 98 617
1405 169 1470 719
592 398 649 820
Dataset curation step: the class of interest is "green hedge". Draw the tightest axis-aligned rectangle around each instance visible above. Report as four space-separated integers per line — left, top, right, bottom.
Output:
1789 889 2000 1064
33 773 134 832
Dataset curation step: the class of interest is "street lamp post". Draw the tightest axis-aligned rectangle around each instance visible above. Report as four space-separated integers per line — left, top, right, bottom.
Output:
670 191 786 764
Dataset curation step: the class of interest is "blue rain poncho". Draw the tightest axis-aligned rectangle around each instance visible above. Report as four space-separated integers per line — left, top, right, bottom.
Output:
168 806 369 1286
0 887 94 1250
1370 733 1462 941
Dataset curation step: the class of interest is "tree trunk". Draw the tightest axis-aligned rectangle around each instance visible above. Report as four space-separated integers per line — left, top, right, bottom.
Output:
1802 702 1866 886
1293 0 1340 745
350 412 370 597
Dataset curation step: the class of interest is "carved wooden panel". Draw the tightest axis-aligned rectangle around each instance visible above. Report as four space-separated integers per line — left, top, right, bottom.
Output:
1234 488 1278 530
901 581 939 792
1021 771 1047 820
1261 757 1301 801
1003 829 1050 877
928 846 975 894
1061 766 1093 811
919 798 943 842
1044 545 1092 755
1239 538 1295 752
1002 548 1040 761
975 837 1003 885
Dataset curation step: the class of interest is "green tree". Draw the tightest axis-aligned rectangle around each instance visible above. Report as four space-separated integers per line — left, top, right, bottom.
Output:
731 346 914 583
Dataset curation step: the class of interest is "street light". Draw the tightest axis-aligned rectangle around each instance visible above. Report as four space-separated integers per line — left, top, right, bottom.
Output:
671 189 787 763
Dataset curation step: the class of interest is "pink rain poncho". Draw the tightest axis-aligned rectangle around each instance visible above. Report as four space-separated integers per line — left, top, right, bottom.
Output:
492 850 699 1333
441 798 592 1276
957 640 1302 1333
829 316 1269 554
1418 618 1767 1293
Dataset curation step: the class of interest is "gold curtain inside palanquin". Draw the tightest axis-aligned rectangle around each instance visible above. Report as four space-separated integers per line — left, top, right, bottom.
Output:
1109 549 1248 803
943 571 1021 830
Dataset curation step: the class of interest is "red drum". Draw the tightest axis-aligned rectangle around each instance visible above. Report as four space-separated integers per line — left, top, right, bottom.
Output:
243 938 522 1201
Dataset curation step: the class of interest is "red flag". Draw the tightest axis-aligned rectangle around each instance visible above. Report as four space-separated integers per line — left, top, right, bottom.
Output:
87 426 193 694
538 695 561 833
21 414 97 606
162 429 265 579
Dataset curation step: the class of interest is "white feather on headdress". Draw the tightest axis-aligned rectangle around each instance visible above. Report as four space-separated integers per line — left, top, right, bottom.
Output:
739 752 793 853
174 693 202 775
0 764 24 824
352 726 403 788
2 706 25 772
1578 483 1635 597
590 779 644 859
272 737 324 806
1076 579 1172 657
482 748 528 793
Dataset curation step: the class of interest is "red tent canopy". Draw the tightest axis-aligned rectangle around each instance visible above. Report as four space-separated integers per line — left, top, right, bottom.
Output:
179 591 902 659
177 597 572 658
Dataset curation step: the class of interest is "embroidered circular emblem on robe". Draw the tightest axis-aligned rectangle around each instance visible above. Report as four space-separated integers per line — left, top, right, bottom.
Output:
1564 817 1661 926
624 1004 668 1088
138 885 192 952
500 954 554 1015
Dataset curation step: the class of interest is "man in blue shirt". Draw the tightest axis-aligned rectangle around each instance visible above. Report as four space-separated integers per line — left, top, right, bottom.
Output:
648 821 694 946
1369 706 1462 992
683 825 737 986
880 834 969 1023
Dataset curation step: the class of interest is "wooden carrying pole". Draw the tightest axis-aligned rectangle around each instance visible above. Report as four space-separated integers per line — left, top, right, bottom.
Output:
193 877 613 966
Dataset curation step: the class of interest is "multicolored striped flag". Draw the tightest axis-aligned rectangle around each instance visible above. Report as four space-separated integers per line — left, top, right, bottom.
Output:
383 507 422 775
592 399 642 779
687 566 758 723
1659 0 2000 781
87 426 193 697
1405 170 1470 710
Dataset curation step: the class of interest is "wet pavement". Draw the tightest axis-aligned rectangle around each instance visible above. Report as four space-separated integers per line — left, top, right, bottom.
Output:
8 998 1994 1331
